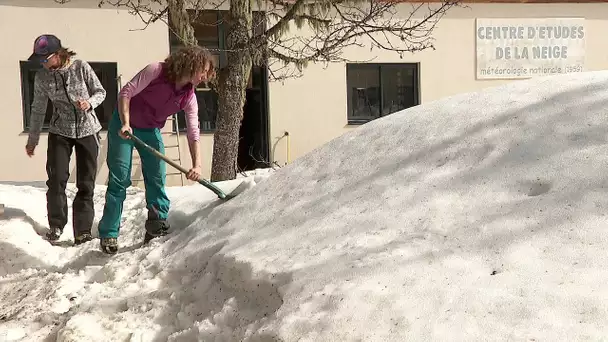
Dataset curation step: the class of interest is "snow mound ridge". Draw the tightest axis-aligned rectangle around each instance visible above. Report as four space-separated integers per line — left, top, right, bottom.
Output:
171 71 608 340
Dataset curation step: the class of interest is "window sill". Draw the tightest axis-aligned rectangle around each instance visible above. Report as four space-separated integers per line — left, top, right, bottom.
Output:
173 129 216 135
21 129 50 134
346 120 373 126
22 127 110 134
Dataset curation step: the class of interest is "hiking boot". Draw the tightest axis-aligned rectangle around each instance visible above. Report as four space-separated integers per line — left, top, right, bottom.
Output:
46 227 63 242
74 233 93 245
100 237 118 254
143 230 169 244
143 210 170 244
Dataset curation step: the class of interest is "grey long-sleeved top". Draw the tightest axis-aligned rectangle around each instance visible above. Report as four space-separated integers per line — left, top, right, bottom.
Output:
27 59 107 146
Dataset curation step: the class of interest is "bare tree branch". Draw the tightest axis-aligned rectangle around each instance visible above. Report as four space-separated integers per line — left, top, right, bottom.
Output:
54 0 459 180
264 1 460 66
57 0 458 80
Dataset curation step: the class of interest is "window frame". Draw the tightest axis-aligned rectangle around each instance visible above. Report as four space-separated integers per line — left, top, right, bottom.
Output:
169 10 224 134
346 62 420 125
19 60 118 132
168 9 267 134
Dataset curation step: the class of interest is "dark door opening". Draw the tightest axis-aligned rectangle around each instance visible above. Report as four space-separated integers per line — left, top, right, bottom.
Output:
238 66 270 172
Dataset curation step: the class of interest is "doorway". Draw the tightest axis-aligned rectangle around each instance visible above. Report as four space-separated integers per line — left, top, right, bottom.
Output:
238 65 270 172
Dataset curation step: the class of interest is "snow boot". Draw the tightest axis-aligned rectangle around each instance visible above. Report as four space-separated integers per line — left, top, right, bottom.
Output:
46 227 63 242
143 210 169 244
100 237 118 254
74 233 93 245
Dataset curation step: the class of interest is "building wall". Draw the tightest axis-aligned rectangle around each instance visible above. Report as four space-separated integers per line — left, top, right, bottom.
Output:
267 2 608 167
1 1 607 187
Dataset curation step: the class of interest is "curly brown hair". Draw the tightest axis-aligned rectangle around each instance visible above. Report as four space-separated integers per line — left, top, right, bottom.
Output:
164 45 216 83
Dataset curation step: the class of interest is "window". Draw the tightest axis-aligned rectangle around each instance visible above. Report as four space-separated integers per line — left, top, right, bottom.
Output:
346 63 420 124
90 62 118 129
171 66 267 134
169 10 223 68
20 61 118 131
168 9 266 133
169 10 223 133
173 89 219 133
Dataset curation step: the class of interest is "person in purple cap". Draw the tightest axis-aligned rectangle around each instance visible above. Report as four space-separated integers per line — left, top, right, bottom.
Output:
25 34 107 245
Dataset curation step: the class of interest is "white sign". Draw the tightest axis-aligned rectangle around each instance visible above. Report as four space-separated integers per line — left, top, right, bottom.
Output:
476 18 585 80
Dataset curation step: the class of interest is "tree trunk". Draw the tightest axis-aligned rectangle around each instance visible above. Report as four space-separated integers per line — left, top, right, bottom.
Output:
167 0 197 46
210 0 252 181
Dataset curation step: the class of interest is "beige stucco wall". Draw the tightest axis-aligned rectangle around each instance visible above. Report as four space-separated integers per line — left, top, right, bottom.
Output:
1 1 607 187
268 3 608 167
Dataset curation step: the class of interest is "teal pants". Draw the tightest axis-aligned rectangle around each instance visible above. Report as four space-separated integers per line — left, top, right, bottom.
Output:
98 110 170 238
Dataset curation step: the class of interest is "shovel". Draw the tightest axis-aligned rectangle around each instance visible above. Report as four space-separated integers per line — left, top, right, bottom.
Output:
125 131 238 200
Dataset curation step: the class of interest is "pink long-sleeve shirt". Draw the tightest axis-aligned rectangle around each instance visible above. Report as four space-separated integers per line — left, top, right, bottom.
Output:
119 62 200 142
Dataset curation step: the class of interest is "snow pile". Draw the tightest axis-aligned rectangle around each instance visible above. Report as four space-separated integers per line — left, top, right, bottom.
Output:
3 71 608 341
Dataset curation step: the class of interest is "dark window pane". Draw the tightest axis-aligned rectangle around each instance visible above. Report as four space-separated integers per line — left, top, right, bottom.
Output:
346 63 419 124
196 89 218 131
380 65 418 115
189 10 221 42
347 65 380 120
169 10 220 52
89 62 118 129
174 89 218 133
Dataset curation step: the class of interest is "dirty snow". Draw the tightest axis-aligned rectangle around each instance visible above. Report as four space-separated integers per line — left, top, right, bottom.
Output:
2 71 608 341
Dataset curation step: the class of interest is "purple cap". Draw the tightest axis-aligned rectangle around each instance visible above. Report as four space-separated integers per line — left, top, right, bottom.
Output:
28 34 62 63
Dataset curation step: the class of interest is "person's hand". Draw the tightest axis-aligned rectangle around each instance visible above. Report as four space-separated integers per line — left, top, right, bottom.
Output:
119 124 132 139
186 166 201 181
25 144 35 157
76 99 91 111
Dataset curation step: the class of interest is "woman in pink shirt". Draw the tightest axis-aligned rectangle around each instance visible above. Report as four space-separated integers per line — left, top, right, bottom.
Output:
97 46 216 254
